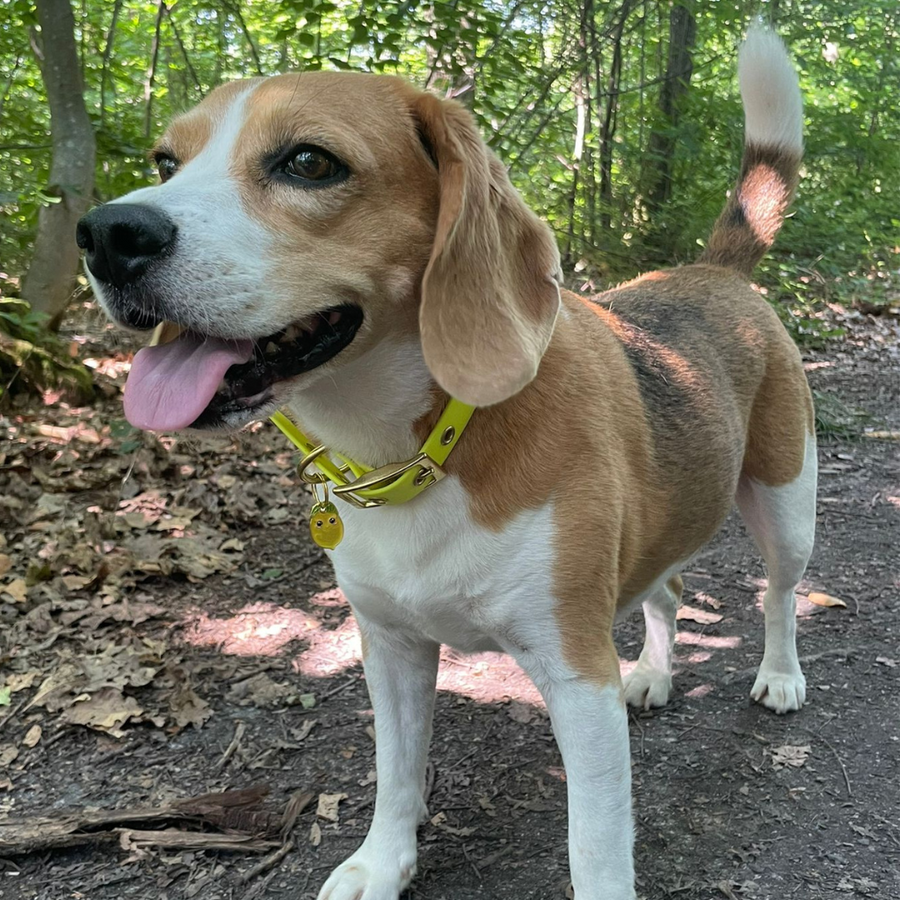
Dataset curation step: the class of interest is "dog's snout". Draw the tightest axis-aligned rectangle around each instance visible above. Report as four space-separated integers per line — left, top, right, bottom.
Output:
76 203 176 288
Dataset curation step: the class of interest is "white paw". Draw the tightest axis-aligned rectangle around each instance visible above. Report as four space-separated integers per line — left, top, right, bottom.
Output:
750 665 806 714
623 664 672 710
317 850 415 900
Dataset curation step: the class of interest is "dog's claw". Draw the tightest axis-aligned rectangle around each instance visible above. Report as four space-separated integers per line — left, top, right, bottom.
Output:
750 666 806 714
623 664 672 710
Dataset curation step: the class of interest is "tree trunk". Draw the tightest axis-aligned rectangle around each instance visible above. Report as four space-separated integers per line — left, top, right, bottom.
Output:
21 0 96 328
645 3 696 215
598 0 634 231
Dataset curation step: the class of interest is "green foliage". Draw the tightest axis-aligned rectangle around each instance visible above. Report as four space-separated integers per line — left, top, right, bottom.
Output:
0 298 93 401
813 389 874 440
1 0 897 323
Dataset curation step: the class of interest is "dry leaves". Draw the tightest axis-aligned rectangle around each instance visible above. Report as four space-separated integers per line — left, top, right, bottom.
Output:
21 725 42 748
771 744 811 769
316 793 347 823
807 592 847 609
59 688 145 738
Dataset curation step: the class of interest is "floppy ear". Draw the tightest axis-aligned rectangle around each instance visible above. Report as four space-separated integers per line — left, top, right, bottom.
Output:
413 92 562 407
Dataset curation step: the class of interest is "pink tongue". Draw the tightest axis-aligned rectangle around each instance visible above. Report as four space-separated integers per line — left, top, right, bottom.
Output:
124 334 254 431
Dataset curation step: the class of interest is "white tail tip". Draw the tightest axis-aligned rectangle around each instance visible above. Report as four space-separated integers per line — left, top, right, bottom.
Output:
738 24 803 153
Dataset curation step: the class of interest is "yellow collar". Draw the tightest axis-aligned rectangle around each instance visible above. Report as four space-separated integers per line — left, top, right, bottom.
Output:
269 397 475 510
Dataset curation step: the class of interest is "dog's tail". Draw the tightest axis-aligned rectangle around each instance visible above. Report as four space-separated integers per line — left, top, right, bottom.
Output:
698 24 802 277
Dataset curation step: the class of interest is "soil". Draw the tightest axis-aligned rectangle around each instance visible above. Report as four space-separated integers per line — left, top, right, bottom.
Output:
0 304 898 900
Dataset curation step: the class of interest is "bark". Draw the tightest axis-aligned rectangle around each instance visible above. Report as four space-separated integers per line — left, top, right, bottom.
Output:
144 0 166 139
100 0 124 130
645 3 696 215
21 0 97 328
598 0 635 231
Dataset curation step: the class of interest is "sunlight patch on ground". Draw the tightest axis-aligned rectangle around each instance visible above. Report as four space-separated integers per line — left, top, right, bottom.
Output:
182 601 319 656
676 632 742 649
180 589 546 705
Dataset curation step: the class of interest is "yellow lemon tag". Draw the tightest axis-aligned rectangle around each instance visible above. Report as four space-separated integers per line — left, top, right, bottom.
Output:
310 500 344 550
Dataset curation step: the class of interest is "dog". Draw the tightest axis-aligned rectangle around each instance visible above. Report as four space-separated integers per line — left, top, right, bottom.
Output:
77 24 815 900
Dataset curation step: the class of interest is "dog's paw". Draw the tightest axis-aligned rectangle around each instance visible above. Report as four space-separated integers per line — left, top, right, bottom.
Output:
317 851 415 900
623 664 672 710
750 665 806 714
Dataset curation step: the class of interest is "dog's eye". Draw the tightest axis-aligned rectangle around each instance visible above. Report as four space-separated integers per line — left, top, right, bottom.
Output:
156 156 179 183
283 147 346 185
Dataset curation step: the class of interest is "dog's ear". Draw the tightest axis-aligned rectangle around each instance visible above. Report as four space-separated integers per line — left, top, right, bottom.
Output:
413 93 561 407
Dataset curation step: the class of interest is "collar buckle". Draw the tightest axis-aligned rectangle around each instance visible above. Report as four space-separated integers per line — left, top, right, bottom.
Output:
333 452 445 508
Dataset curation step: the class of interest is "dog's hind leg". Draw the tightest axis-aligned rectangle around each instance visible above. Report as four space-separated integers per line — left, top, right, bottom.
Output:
623 574 682 710
736 434 817 714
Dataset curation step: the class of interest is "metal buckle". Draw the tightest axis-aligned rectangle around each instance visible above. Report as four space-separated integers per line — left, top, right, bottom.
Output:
333 452 444 507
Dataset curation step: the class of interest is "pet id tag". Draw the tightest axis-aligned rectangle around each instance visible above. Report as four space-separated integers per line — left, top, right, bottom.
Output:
310 500 344 550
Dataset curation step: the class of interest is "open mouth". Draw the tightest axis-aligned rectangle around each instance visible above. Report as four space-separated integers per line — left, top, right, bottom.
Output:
123 304 363 431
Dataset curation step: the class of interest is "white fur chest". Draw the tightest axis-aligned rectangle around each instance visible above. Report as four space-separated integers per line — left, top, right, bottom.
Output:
328 477 556 655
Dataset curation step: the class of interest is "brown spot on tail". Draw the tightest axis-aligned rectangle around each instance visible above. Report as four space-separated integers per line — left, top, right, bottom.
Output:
699 144 800 276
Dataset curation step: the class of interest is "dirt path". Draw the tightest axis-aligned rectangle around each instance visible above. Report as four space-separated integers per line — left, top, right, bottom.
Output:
1 309 897 900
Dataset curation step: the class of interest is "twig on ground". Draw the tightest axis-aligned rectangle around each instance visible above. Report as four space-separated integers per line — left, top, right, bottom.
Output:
217 721 247 771
318 675 361 703
239 789 315 885
238 838 295 884
798 726 853 799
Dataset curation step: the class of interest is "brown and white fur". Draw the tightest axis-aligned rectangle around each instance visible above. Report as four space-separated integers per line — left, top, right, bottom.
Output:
84 26 815 900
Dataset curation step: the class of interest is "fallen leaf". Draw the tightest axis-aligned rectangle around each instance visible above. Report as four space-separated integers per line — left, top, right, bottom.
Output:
771 744 811 769
22 725 42 748
507 700 536 724
0 554 11 576
316 792 347 822
2 579 27 603
309 821 322 846
0 687 9 707
0 745 19 768
807 592 847 609
430 812 476 837
59 687 144 738
227 673 301 709
4 672 39 694
169 683 212 731
290 720 317 742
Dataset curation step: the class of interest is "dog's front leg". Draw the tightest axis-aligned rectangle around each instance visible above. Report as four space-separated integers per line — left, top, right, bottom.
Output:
317 610 439 900
522 653 636 900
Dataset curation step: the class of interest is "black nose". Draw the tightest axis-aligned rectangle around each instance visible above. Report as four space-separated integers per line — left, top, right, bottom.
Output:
76 204 176 288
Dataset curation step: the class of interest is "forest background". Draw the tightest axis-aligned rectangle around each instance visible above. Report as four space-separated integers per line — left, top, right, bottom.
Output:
0 0 898 362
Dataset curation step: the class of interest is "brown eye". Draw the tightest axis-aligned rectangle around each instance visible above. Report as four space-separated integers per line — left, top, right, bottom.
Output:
283 146 346 184
156 156 179 182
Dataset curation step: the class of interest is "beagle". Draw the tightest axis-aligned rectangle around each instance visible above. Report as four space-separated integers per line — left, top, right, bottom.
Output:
78 25 815 900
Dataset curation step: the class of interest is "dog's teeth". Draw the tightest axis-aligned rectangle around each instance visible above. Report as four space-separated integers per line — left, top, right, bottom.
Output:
265 341 279 355
281 325 300 342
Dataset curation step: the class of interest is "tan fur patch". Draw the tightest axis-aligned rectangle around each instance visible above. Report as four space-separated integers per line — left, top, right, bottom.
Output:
155 79 262 163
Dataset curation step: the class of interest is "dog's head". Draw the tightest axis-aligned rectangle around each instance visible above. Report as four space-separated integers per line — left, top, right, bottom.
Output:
78 73 561 431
